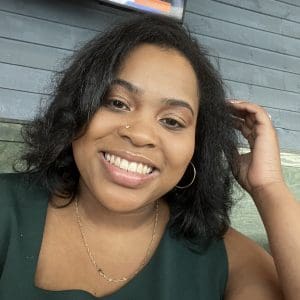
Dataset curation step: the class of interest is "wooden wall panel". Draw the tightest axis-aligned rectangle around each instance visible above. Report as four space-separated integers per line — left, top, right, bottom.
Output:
211 0 300 23
226 81 300 112
276 0 300 7
0 37 71 71
0 0 124 30
0 63 52 93
187 0 300 39
0 88 42 121
0 11 97 49
218 59 300 93
197 35 300 75
185 12 300 57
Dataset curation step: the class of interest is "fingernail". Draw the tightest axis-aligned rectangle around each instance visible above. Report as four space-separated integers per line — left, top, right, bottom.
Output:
226 99 242 104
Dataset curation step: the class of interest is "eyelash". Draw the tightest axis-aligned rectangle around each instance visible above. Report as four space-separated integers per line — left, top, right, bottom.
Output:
104 99 130 111
104 98 186 130
160 118 185 130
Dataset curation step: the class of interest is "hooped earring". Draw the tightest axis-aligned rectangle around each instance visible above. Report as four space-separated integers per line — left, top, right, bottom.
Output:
175 161 196 189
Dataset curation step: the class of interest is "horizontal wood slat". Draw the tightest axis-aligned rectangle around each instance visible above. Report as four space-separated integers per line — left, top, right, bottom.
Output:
187 0 300 39
185 12 300 58
211 0 300 23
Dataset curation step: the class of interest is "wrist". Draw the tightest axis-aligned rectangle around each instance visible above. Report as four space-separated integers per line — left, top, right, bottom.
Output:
250 181 289 202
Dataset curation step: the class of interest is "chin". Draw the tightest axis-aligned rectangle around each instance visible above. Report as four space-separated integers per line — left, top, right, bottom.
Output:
95 187 154 214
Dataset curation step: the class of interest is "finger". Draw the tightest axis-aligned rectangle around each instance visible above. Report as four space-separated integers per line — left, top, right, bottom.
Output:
231 116 255 149
230 112 255 129
226 100 272 127
231 116 251 136
228 102 255 129
245 115 255 130
227 99 249 118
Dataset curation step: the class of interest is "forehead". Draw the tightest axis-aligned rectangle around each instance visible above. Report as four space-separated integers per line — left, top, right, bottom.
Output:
116 44 199 112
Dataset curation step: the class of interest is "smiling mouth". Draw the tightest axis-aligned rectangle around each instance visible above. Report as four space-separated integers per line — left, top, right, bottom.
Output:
102 152 155 175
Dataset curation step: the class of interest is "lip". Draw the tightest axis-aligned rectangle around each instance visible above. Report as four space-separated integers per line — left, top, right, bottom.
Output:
99 152 160 188
100 149 159 170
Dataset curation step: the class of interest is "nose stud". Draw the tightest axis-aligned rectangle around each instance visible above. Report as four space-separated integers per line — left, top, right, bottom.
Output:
125 124 131 129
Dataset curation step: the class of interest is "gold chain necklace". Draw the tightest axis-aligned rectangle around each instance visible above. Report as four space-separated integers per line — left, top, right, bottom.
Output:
74 198 159 283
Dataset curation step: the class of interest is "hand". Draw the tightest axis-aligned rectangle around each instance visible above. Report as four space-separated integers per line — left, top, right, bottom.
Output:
227 99 285 196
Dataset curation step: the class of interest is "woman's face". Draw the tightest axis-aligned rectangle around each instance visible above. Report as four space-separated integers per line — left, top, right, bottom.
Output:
72 44 199 213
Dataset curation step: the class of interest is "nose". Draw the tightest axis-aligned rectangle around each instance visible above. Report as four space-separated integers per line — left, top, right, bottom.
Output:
117 120 157 148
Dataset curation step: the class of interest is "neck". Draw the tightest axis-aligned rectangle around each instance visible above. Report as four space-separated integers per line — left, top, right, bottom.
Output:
74 182 162 234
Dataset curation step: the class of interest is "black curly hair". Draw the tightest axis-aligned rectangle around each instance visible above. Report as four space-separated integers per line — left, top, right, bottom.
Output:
17 14 239 243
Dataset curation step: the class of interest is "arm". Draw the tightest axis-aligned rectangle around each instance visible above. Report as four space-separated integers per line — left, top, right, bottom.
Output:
224 228 283 300
225 100 300 300
252 182 300 300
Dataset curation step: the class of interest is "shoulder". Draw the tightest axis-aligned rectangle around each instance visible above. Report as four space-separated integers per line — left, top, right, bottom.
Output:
0 172 26 205
0 173 31 272
164 229 228 298
0 173 49 272
0 172 24 185
223 227 283 299
0 172 49 208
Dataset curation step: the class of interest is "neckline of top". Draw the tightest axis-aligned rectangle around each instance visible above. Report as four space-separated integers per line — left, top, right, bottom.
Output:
30 191 171 299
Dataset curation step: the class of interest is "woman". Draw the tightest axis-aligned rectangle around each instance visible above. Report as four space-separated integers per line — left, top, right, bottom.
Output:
0 15 299 299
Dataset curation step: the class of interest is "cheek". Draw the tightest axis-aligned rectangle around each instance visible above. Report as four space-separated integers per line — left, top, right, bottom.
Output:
72 138 88 173
164 136 195 173
72 137 102 190
72 132 97 169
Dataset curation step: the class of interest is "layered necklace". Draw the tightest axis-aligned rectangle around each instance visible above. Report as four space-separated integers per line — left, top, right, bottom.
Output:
74 198 159 283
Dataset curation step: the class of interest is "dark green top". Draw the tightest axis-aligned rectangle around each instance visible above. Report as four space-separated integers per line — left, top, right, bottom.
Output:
0 173 228 300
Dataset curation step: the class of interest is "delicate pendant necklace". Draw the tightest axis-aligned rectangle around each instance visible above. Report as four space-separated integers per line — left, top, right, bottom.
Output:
74 198 159 283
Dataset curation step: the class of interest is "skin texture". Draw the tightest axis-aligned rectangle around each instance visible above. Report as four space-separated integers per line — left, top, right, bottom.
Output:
35 44 200 297
36 44 300 299
226 100 300 300
71 44 199 229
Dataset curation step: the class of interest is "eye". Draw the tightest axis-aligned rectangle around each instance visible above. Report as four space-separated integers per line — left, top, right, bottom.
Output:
160 118 185 130
105 99 130 111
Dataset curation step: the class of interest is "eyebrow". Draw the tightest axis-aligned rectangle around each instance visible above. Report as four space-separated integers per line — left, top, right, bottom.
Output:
161 99 195 117
111 78 141 94
110 78 195 116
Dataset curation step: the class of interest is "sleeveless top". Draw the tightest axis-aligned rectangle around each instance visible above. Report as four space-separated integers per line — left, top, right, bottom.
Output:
0 173 228 299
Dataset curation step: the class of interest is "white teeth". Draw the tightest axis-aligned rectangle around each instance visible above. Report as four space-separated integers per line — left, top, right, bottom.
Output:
142 165 148 175
110 154 115 164
115 156 121 167
128 162 138 172
137 163 143 174
104 152 153 175
120 159 128 170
